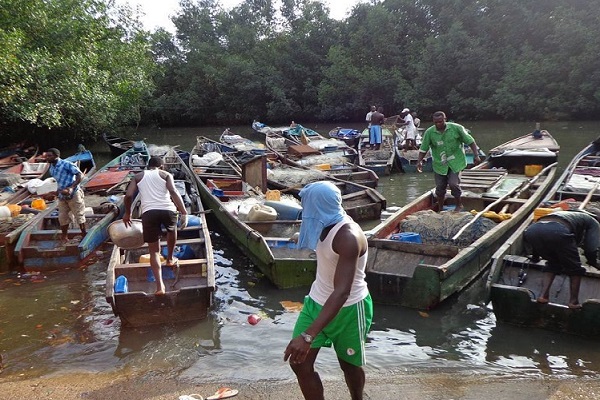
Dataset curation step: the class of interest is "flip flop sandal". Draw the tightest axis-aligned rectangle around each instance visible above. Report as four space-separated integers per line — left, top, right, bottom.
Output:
206 388 239 399
179 395 203 400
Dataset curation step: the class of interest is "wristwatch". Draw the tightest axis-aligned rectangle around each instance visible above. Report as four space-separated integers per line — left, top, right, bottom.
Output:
300 332 313 344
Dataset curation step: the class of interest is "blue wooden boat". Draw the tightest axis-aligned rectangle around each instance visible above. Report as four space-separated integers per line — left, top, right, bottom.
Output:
328 127 361 148
14 144 149 271
105 147 215 327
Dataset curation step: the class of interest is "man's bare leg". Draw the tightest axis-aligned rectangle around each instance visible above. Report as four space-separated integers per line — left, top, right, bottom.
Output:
148 241 165 294
291 348 323 400
339 358 365 400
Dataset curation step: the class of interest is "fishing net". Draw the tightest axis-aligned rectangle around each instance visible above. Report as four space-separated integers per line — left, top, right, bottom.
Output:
0 214 35 234
297 154 348 167
0 173 20 187
362 149 391 160
399 210 497 247
267 166 325 186
266 137 287 151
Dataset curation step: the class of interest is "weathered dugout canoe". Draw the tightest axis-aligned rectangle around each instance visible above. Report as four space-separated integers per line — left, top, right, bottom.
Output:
358 127 397 176
365 134 559 309
190 140 317 289
263 153 386 221
0 148 95 269
14 144 149 270
487 137 600 337
105 148 215 328
265 130 378 188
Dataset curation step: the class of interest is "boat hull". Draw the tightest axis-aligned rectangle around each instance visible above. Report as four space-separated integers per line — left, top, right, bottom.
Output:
366 132 560 309
488 138 600 337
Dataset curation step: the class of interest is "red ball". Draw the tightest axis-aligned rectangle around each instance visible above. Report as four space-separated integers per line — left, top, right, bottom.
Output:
247 314 261 325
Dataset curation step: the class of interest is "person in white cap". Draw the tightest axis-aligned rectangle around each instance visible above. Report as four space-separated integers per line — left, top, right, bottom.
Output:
400 107 417 150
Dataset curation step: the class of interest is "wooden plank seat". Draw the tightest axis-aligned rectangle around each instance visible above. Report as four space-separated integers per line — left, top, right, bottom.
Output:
116 258 208 269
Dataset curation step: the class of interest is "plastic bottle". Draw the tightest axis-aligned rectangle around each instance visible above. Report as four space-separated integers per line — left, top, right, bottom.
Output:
114 275 128 293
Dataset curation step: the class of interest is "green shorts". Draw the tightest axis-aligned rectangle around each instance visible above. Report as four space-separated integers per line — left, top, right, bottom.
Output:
292 294 373 366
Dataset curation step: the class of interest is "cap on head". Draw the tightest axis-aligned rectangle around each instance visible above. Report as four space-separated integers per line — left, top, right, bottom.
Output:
402 108 410 113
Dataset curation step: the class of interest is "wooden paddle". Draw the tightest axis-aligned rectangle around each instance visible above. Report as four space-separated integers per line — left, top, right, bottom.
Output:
452 162 557 241
578 180 600 210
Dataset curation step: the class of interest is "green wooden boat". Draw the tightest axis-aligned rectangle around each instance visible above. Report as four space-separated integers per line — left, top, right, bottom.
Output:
190 137 316 289
365 132 560 309
487 137 600 337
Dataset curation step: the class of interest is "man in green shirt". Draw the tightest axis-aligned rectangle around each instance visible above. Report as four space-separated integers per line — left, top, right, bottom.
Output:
417 111 481 212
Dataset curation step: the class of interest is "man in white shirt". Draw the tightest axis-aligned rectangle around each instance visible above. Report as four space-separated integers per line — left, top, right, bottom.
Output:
123 156 188 294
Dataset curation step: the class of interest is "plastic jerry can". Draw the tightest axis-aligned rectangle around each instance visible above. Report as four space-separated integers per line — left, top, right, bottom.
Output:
247 204 277 222
114 275 128 293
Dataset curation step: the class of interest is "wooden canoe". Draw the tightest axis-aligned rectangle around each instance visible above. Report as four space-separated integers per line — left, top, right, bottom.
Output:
190 138 317 289
102 132 139 157
0 148 96 269
263 153 386 221
358 127 397 175
487 128 560 155
487 136 600 337
265 130 378 188
14 144 149 271
105 148 215 328
365 133 560 309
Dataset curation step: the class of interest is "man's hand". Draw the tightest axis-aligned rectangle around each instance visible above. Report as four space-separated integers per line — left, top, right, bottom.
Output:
179 213 188 230
416 160 423 173
122 214 132 228
473 155 482 166
283 336 311 365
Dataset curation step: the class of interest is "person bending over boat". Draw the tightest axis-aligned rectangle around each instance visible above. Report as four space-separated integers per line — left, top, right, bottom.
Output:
416 111 481 212
44 148 87 244
284 181 373 400
524 210 600 309
123 156 188 295
369 107 385 150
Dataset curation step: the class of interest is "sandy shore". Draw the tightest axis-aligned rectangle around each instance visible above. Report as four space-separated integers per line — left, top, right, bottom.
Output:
1 371 599 400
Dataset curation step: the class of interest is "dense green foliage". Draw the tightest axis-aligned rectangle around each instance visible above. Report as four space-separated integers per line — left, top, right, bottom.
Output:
0 0 155 138
3 0 600 137
147 0 600 125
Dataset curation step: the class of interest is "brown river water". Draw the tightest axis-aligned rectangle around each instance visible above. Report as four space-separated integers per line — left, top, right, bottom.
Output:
1 120 599 382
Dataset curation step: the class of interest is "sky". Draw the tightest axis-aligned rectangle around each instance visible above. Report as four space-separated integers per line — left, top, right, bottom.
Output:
116 0 361 32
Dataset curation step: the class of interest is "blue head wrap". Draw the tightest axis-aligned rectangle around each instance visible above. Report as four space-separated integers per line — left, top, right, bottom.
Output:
297 181 346 250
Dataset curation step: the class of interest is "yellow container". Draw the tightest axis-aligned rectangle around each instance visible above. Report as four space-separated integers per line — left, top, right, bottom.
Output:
315 163 331 171
525 164 543 177
533 207 556 221
7 204 21 216
31 198 47 211
138 254 165 264
265 189 281 201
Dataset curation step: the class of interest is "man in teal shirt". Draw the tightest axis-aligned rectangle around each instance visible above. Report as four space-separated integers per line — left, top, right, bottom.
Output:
417 111 481 212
